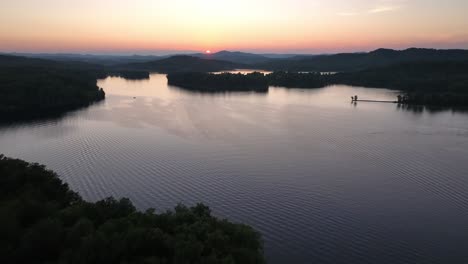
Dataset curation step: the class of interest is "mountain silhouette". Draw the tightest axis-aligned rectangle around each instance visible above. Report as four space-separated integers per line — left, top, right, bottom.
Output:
255 48 468 71
192 50 271 64
121 55 246 73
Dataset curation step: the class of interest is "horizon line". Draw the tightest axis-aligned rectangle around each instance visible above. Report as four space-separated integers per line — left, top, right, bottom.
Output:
3 46 468 57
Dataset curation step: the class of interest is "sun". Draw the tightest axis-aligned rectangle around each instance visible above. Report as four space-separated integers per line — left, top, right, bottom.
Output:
205 50 211 54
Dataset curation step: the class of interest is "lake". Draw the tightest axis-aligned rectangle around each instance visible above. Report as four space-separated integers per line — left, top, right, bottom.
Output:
1 73 468 263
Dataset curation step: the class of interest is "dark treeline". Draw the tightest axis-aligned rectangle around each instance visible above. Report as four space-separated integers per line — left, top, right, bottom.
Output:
0 60 106 120
0 55 153 121
332 61 468 107
165 60 468 107
107 70 150 80
166 71 328 92
0 154 265 264
3 50 468 111
254 48 468 72
267 71 328 88
267 63 468 96
333 61 468 92
167 72 269 92
396 93 468 107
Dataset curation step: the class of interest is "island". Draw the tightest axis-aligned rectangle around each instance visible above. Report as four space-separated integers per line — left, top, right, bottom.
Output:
107 70 150 80
0 154 265 263
266 71 328 88
167 72 269 92
164 59 468 108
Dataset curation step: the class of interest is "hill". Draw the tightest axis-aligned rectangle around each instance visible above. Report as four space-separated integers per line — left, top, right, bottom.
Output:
333 60 468 92
192 50 271 64
332 60 468 107
8 53 166 66
255 48 468 72
121 55 246 73
0 55 106 120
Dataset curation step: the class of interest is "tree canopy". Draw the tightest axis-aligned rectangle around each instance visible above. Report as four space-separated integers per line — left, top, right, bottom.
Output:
0 155 265 264
0 55 106 120
167 72 268 92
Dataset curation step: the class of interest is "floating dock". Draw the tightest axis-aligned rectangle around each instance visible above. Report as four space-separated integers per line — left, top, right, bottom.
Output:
352 99 398 103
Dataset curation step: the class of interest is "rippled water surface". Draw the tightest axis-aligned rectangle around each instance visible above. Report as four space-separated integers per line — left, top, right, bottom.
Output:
2 73 468 263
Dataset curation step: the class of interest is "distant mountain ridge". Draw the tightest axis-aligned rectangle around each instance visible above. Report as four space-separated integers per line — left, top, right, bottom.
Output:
120 55 246 73
8 50 307 65
191 50 271 64
8 53 166 65
255 48 468 72
6 47 468 73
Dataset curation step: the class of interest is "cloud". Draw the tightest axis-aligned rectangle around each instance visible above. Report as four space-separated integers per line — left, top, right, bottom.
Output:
368 6 401 13
338 1 405 17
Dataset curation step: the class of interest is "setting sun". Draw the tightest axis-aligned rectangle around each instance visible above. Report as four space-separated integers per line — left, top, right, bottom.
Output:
205 50 211 54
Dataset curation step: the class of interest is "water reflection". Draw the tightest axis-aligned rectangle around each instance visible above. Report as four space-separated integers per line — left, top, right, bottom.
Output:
0 100 106 130
92 76 401 140
396 102 468 115
168 84 269 95
2 73 468 264
212 69 272 75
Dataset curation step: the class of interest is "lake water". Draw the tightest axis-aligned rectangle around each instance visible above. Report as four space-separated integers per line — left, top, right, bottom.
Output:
1 73 468 263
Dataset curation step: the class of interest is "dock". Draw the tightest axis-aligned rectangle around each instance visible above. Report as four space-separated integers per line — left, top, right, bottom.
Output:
352 99 398 104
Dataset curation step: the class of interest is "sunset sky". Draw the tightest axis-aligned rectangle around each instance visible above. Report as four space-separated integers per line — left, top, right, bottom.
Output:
1 0 467 54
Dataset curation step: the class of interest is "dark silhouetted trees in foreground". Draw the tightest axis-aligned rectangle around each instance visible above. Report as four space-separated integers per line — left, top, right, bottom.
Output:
0 155 265 264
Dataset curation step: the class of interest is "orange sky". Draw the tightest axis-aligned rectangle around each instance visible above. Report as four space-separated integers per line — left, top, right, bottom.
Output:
1 0 468 54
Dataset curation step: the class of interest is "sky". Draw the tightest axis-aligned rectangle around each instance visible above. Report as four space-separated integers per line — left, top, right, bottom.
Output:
1 0 468 55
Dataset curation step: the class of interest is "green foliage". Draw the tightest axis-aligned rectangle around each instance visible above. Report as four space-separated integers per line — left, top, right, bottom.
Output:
0 155 265 264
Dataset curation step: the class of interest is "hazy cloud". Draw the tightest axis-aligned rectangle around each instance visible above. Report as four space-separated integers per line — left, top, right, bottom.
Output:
368 6 401 13
338 0 404 16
